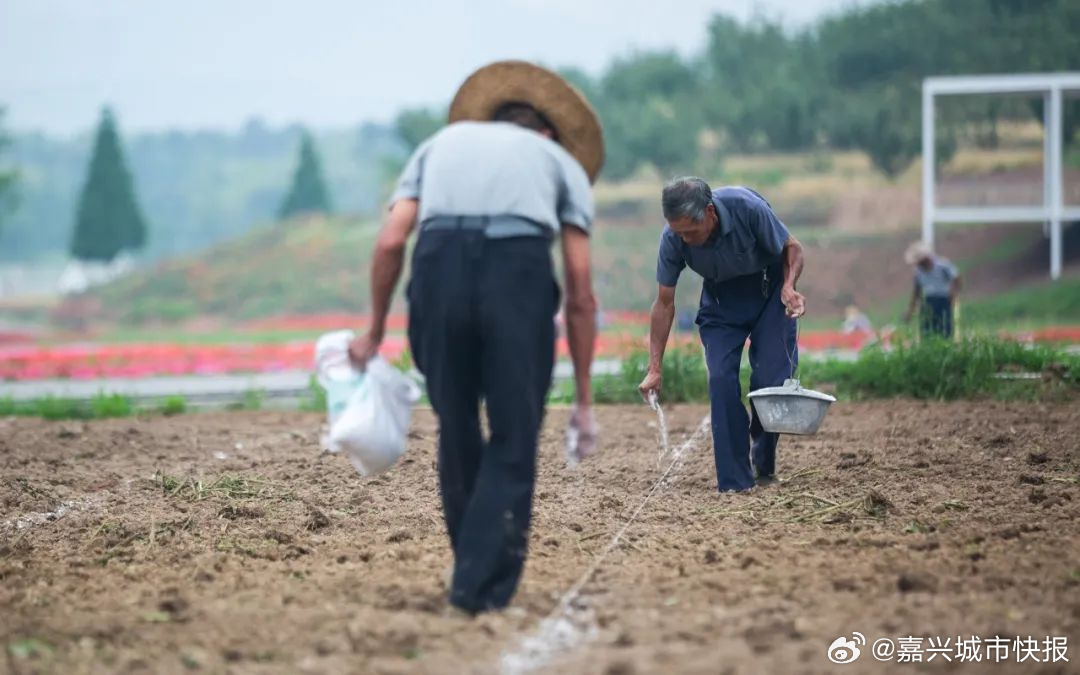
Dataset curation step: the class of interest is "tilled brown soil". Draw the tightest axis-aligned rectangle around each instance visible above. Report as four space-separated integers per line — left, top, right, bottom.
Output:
1 402 1078 675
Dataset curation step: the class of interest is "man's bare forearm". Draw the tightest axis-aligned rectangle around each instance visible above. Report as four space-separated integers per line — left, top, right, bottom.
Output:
648 297 675 373
560 226 597 406
783 236 804 288
904 287 920 321
369 242 405 339
565 292 597 406
367 200 417 338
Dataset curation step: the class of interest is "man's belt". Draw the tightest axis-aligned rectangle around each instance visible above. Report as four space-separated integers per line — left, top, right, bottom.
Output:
420 215 548 238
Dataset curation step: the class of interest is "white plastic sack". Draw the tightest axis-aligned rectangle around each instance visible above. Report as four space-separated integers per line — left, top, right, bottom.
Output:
314 330 362 429
313 330 422 476
331 357 422 476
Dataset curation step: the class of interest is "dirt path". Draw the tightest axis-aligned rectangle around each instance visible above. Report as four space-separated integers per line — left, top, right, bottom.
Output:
1 403 1078 674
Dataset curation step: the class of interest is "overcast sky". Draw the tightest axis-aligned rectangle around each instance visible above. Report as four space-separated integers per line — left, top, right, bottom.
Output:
1 0 866 135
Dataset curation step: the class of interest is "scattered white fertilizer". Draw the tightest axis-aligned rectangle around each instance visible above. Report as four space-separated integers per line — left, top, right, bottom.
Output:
2 499 92 532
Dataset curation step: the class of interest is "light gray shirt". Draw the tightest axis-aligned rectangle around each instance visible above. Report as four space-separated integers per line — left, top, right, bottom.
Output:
390 121 594 237
914 256 958 299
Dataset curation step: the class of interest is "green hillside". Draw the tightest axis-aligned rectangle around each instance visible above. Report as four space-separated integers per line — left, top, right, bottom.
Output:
83 214 692 324
72 207 1080 331
89 216 381 323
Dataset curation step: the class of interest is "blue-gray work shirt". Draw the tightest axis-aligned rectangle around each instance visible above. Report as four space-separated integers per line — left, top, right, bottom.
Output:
390 121 594 238
656 186 790 287
913 256 958 299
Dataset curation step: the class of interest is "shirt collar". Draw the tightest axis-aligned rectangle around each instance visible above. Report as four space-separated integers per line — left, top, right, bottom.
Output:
712 196 733 238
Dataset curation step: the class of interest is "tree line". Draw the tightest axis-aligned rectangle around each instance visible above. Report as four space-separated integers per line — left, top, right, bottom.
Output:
1 0 1077 263
396 0 1080 179
0 110 339 263
71 110 336 262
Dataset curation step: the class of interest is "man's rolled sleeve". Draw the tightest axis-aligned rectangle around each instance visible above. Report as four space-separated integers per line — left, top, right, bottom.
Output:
751 203 790 257
558 159 594 233
388 139 432 207
655 230 685 287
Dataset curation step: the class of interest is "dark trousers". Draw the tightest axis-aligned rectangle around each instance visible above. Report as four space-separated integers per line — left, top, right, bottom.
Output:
921 296 954 339
696 263 797 492
406 227 558 613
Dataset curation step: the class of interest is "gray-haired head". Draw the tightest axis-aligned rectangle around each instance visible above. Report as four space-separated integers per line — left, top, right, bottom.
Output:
661 177 713 224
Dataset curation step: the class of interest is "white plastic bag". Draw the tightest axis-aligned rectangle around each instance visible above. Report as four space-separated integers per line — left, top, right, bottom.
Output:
330 356 421 476
314 329 362 430
314 330 422 476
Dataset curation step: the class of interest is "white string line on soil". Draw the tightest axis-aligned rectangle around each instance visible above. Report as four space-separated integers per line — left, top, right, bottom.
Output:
499 411 711 675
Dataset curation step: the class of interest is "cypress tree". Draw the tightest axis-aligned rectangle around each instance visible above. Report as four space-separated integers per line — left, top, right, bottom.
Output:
71 108 148 261
279 131 332 218
0 107 17 230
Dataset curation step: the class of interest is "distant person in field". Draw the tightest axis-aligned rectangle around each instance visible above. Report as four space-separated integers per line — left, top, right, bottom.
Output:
842 305 873 335
348 61 602 615
902 241 961 339
638 177 806 492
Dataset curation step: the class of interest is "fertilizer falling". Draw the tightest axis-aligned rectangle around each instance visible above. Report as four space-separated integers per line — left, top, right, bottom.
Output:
649 390 670 467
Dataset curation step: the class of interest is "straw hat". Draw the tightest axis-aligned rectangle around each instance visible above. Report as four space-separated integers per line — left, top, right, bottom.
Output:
448 60 605 183
904 240 933 265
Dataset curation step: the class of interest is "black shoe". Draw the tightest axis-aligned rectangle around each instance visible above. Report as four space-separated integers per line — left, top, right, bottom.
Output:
755 474 778 487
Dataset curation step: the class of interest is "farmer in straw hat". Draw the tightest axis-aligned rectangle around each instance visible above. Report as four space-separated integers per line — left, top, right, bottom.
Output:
902 240 961 338
348 61 603 614
638 178 806 492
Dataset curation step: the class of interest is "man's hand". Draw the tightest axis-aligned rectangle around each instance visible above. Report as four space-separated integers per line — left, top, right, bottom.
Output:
566 403 598 465
638 369 663 403
347 331 382 369
781 285 806 318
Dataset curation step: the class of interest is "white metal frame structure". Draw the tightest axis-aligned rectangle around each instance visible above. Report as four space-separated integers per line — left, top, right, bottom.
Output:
922 72 1080 280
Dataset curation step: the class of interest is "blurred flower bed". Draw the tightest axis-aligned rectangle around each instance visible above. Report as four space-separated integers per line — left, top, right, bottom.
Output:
2 313 1076 382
